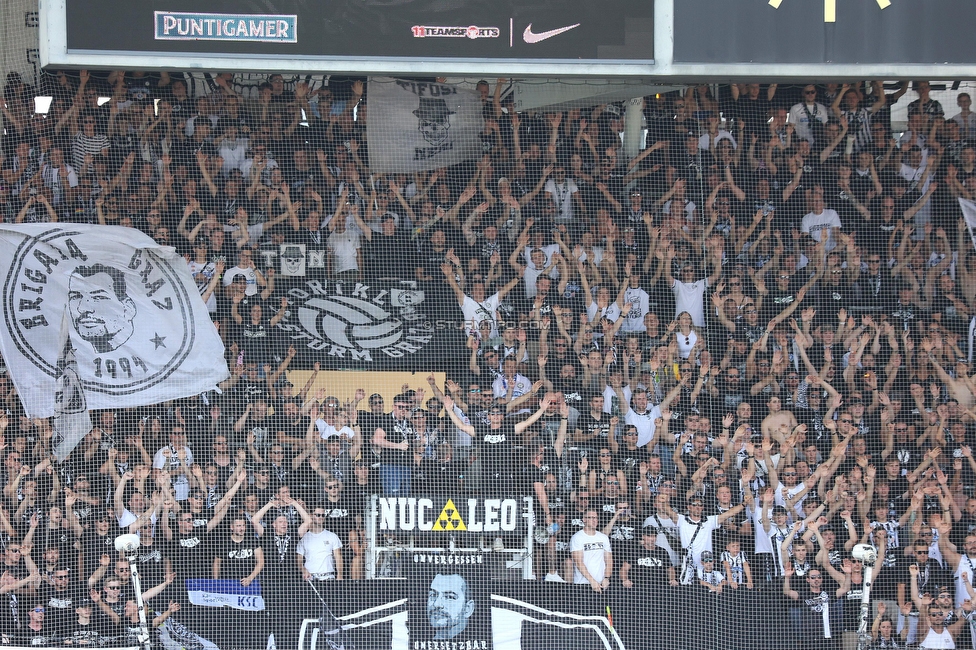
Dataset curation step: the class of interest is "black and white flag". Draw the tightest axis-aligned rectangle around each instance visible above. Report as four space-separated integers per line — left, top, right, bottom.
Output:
958 198 976 252
367 78 485 173
0 225 228 453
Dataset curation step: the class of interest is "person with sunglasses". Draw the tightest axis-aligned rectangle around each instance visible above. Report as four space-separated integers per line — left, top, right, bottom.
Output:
657 490 744 586
789 85 830 146
907 567 968 649
371 392 419 497
16 603 55 647
896 542 952 641
783 559 849 650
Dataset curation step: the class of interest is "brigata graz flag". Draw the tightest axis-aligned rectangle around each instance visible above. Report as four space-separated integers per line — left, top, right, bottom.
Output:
367 77 485 173
0 224 228 421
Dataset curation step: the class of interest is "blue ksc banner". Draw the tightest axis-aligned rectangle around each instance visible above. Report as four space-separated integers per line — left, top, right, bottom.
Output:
154 12 297 42
186 578 265 611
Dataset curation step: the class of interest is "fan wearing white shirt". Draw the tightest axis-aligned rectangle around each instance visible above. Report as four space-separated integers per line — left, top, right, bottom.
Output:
789 85 830 145
620 268 650 334
492 356 533 406
660 246 722 327
614 383 685 449
801 191 843 252
509 239 562 299
544 165 583 224
442 263 522 340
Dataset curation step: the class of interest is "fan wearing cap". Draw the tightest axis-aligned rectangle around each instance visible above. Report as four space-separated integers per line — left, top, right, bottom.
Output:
697 551 727 593
15 602 56 646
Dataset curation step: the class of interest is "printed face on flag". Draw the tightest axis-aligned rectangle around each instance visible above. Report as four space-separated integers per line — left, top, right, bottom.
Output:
67 264 137 353
427 573 475 639
0 225 228 419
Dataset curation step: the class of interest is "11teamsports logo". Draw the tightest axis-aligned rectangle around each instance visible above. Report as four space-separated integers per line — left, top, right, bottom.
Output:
411 25 500 39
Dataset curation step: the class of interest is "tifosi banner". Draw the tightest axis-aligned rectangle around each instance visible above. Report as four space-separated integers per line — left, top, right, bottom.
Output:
0 225 228 444
367 78 485 173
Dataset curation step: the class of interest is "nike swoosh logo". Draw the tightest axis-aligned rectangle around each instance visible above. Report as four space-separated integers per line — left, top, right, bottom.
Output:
522 22 580 44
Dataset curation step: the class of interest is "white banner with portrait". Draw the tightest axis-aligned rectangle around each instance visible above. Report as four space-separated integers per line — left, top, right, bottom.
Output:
0 225 228 450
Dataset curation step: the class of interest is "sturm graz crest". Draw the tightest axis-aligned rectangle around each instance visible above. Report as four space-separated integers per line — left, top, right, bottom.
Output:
277 279 435 365
3 228 195 395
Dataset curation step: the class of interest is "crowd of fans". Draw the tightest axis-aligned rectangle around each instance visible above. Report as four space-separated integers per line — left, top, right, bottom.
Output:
2 70 976 649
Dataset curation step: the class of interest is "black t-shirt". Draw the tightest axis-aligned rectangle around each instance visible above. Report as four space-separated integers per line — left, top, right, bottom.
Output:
951 515 976 547
426 458 464 496
260 531 302 586
348 475 383 511
840 581 872 631
81 526 122 575
97 598 126 634
322 495 357 541
475 422 518 480
607 510 638 557
577 411 612 452
625 544 672 588
895 558 950 599
616 446 645 487
377 413 413 466
0 591 21 640
730 96 771 137
166 530 213 579
216 536 262 582
522 463 547 497
39 581 87 634
763 281 803 321
594 497 621 531
366 234 408 279
64 619 113 646
17 625 58 647
131 543 168 588
415 243 449 281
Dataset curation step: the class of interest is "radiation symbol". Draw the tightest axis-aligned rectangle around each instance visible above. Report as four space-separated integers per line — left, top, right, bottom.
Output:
768 0 890 23
431 499 467 531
